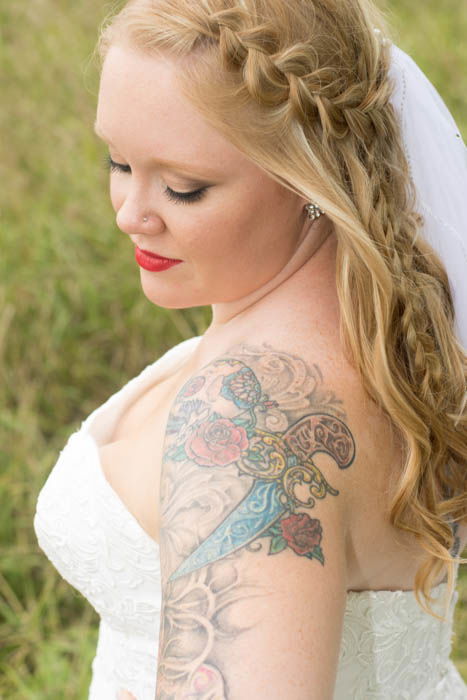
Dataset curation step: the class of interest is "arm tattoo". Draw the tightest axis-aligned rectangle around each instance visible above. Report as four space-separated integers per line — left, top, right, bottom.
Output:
156 342 356 698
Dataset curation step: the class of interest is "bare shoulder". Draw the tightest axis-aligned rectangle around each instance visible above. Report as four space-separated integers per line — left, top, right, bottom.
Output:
156 334 362 698
163 330 387 549
165 333 360 527
180 331 418 585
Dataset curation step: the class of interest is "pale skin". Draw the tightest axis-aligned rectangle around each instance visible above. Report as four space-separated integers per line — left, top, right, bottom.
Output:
94 44 338 336
94 43 463 700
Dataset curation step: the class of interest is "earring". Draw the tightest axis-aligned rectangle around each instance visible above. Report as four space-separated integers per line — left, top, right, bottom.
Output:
304 202 325 222
143 216 149 223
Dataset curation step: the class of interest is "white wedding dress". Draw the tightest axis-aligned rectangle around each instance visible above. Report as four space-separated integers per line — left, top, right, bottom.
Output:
34 335 467 699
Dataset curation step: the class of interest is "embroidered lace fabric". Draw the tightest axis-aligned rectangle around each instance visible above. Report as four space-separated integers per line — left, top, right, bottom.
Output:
33 334 467 699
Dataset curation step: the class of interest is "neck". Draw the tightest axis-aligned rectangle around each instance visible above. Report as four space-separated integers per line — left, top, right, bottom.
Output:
205 219 338 340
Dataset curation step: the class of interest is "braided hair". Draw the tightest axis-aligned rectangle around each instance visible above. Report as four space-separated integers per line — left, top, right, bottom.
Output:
97 0 467 621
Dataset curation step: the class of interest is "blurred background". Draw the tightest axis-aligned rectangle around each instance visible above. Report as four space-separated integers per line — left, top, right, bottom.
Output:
1 0 466 696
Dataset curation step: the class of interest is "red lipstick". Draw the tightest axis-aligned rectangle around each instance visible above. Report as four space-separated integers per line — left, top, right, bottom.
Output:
134 246 183 272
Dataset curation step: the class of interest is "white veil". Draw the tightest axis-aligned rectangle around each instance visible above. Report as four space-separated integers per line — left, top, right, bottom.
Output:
384 35 467 353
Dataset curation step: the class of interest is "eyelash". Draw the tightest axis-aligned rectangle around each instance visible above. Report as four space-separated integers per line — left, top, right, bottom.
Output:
104 155 208 204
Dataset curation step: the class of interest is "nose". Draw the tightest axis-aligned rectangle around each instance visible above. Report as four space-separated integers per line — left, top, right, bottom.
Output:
115 186 165 236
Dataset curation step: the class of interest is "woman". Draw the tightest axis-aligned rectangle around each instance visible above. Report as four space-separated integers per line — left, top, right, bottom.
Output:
34 0 467 697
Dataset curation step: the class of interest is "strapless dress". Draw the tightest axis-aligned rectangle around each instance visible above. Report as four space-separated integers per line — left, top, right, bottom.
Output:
34 335 467 699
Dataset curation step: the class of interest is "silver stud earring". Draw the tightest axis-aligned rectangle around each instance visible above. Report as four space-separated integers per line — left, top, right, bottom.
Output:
304 202 325 222
143 216 149 223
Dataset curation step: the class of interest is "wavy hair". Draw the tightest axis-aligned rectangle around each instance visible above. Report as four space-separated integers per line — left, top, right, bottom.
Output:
96 0 467 621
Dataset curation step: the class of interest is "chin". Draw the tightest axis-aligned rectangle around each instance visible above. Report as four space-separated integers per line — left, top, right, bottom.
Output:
140 280 204 310
142 291 199 310
139 271 250 308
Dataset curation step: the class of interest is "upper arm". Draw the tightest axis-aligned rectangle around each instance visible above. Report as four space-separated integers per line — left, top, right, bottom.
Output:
156 341 356 699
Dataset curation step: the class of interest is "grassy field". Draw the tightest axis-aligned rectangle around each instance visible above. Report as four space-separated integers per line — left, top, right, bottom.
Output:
1 0 466 697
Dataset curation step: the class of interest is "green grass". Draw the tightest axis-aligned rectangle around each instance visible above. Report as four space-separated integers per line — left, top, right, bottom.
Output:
1 0 466 696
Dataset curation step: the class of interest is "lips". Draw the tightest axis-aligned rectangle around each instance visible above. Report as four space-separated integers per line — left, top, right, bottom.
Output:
134 246 183 272
138 248 182 261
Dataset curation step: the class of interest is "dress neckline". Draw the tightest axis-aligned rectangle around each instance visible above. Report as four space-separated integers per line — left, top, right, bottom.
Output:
78 335 455 600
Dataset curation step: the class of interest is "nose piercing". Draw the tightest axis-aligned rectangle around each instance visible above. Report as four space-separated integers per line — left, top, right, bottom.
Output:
142 216 149 223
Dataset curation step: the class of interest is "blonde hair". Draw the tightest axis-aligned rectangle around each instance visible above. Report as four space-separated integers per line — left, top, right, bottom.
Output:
96 0 467 620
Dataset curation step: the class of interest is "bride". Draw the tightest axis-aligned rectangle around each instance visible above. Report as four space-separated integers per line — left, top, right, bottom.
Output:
34 0 467 697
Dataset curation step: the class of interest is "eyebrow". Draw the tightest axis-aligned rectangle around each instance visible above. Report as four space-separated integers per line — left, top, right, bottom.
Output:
93 121 218 180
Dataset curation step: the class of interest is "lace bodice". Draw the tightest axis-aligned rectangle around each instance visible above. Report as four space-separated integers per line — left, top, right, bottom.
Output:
34 335 467 699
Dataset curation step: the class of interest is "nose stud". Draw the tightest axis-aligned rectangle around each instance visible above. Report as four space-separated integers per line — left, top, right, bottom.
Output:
142 216 149 223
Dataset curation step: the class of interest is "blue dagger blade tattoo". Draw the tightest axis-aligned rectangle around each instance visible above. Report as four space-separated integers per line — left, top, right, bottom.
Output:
168 479 286 582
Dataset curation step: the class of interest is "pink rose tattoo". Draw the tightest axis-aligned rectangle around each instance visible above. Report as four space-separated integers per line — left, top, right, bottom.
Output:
185 418 249 467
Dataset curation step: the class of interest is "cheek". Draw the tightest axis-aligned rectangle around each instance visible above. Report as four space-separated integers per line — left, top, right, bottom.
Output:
169 208 235 257
214 192 291 256
182 194 282 265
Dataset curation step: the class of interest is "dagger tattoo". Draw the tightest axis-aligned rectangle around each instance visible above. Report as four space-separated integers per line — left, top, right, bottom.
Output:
163 355 356 582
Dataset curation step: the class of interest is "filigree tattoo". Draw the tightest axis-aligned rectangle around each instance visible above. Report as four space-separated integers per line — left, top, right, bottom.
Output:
156 342 356 698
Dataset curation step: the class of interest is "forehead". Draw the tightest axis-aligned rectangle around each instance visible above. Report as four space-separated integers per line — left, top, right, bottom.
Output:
95 44 249 177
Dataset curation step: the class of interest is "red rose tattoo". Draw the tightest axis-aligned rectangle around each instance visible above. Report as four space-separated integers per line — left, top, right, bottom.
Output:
185 418 249 467
280 512 322 555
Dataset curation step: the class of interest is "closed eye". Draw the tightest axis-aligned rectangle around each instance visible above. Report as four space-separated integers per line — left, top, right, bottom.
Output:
104 155 208 204
105 154 131 174
163 186 208 204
